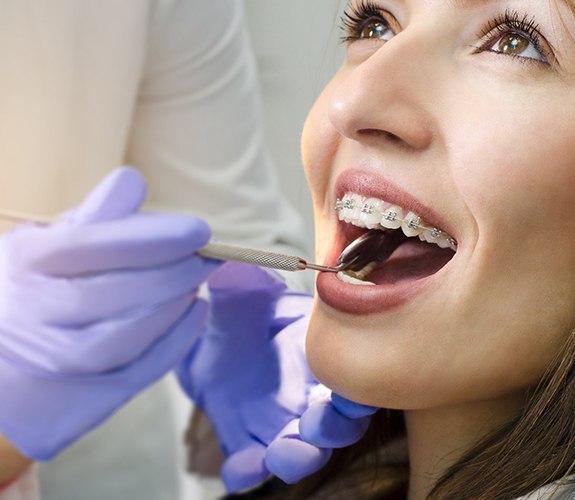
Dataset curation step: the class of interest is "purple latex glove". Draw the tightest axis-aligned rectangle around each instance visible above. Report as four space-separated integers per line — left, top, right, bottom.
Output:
176 262 378 492
264 393 379 484
0 167 219 460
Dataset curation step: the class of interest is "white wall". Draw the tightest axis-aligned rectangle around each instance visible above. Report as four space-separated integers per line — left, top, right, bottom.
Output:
243 0 344 245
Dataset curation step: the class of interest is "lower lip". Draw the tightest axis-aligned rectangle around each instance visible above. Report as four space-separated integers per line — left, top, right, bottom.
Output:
316 270 433 315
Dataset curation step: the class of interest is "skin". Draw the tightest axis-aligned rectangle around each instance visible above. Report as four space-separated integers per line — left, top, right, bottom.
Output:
303 0 575 497
0 435 31 485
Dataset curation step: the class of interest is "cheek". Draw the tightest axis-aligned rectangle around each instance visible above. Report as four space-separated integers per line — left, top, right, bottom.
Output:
302 85 345 263
445 89 575 228
301 84 341 209
446 93 575 309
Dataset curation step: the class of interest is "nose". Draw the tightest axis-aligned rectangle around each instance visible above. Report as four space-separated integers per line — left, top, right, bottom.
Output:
329 30 437 151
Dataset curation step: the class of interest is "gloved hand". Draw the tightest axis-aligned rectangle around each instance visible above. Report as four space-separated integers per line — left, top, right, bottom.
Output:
0 166 219 460
264 391 379 484
176 262 378 492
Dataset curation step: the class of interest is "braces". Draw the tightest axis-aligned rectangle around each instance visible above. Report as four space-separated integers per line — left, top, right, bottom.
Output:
335 196 458 250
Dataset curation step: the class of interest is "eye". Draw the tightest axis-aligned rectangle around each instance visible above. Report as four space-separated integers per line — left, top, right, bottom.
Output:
475 10 552 64
358 19 394 42
340 1 396 44
484 31 543 61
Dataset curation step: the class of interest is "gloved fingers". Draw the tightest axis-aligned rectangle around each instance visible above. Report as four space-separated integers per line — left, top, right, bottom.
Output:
181 338 297 451
206 263 286 345
65 167 146 224
331 392 379 419
174 342 199 401
7 212 212 275
273 316 318 399
10 255 217 325
182 313 312 446
271 292 314 333
234 316 316 447
0 299 209 461
0 293 202 374
272 314 309 351
114 297 209 385
241 394 297 446
264 420 333 485
265 438 332 485
208 262 286 296
299 400 371 449
221 444 270 493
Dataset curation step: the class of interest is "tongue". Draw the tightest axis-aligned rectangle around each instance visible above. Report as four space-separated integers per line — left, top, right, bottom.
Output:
368 239 454 285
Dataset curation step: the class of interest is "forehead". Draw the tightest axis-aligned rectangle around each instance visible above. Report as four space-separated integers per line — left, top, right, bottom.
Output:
413 0 575 31
422 0 573 10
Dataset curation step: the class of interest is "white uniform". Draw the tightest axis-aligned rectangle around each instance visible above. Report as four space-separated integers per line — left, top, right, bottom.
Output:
0 0 310 498
516 480 575 499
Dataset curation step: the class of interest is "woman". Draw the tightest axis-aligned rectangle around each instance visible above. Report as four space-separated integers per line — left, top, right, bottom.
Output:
258 0 575 497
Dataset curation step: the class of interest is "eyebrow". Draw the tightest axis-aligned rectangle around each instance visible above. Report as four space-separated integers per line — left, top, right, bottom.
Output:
445 0 575 19
446 0 572 7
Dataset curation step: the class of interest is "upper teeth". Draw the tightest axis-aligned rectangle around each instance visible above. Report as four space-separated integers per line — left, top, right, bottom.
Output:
336 192 457 252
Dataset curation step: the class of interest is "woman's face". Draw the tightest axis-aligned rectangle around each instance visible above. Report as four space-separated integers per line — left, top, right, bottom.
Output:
303 0 575 409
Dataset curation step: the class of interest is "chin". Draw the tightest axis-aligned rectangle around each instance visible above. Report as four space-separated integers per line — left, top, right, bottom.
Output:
306 304 438 409
306 300 547 411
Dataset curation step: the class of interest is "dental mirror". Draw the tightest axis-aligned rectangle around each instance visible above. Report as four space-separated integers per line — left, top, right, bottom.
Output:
334 229 390 272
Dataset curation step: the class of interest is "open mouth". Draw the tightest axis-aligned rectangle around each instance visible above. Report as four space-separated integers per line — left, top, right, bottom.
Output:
334 192 457 286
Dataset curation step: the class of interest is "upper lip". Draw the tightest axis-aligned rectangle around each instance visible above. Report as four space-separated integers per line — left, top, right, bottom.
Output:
334 168 457 240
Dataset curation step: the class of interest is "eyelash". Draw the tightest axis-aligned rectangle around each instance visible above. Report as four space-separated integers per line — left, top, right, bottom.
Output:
339 0 387 44
475 10 549 64
339 3 551 64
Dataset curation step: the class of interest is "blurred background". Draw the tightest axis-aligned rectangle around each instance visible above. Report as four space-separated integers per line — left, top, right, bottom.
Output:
244 0 344 245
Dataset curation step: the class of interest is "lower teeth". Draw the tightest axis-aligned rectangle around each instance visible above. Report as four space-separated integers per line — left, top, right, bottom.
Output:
337 271 375 286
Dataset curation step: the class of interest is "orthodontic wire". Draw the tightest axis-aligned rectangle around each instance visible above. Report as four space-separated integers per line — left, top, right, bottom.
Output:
335 197 458 249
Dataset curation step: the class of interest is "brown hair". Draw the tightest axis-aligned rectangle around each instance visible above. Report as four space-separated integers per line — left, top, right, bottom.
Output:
427 327 575 499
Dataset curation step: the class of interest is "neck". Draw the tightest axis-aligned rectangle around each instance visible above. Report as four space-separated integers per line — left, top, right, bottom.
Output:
404 393 524 500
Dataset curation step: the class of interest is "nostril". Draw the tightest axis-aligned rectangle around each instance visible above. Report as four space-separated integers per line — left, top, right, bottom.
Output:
358 128 404 143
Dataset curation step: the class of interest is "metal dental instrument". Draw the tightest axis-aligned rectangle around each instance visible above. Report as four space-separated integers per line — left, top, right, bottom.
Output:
197 230 387 273
198 229 398 273
0 209 387 274
197 242 341 273
0 208 58 226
